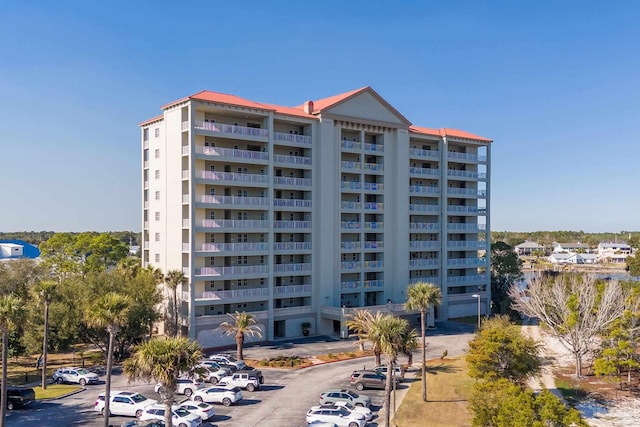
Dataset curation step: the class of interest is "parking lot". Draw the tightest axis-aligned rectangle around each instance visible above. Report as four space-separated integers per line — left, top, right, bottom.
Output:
5 324 474 427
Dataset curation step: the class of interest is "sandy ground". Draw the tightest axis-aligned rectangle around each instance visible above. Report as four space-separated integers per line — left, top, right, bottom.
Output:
522 324 640 426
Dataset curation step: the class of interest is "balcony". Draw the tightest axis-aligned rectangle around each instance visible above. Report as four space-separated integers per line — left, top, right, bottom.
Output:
448 291 487 302
447 170 482 180
364 260 384 269
363 202 384 211
448 275 488 285
409 240 440 250
447 240 486 250
364 222 384 231
363 182 384 191
364 279 384 289
364 241 384 250
195 195 269 208
447 151 487 162
273 263 312 274
341 181 362 191
194 265 269 277
196 170 269 185
195 145 268 162
194 310 268 326
273 306 313 317
447 206 480 214
341 222 361 230
410 167 439 177
190 287 269 301
194 121 270 139
410 259 440 268
362 163 384 173
341 140 361 151
341 201 361 210
364 142 384 153
410 185 440 195
274 176 312 187
341 261 362 271
341 281 361 290
274 242 312 252
274 284 312 297
273 220 311 230
195 242 269 253
447 257 487 267
194 219 269 230
274 198 312 209
273 154 312 167
273 132 311 145
446 223 486 232
447 188 486 197
409 222 440 231
410 148 440 159
341 161 361 172
410 204 440 213
341 241 362 250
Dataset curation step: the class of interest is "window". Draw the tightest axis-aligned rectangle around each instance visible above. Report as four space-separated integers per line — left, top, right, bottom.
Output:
209 257 215 266
155 128 160 138
154 149 160 159
143 129 149 141
154 254 160 262
155 233 160 242
155 212 160 221
155 191 160 200
155 170 160 179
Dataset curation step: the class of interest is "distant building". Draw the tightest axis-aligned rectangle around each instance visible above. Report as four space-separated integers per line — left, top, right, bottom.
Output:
514 241 545 256
548 253 572 264
0 240 41 260
552 242 591 253
566 253 597 264
597 242 633 263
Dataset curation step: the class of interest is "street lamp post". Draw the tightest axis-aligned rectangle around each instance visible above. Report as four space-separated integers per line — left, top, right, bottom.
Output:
471 294 481 329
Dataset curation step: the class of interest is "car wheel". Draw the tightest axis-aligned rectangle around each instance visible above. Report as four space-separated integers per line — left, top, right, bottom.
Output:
55 377 64 384
355 402 364 407
7 402 14 411
79 378 87 386
356 382 364 391
210 377 218 385
246 384 255 392
222 397 232 406
135 409 143 418
184 388 193 397
101 408 111 416
179 424 188 427
194 396 203 402
349 423 359 427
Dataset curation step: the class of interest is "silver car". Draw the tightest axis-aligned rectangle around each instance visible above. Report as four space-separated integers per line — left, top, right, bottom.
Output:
52 367 99 386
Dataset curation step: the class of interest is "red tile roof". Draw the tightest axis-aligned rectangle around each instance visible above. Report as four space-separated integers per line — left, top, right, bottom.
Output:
301 87 369 111
139 114 164 126
410 125 492 143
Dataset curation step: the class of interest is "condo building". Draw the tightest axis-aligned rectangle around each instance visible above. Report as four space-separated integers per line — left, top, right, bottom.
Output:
141 87 491 347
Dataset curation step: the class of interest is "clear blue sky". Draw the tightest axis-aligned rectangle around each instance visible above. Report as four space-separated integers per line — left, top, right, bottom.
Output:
1 1 638 233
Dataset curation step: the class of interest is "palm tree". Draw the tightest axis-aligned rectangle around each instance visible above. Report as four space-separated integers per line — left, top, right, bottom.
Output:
369 314 409 427
217 311 263 361
344 308 373 352
116 257 141 280
124 337 204 427
85 293 131 427
165 270 186 337
0 295 24 427
35 280 57 390
404 282 442 402
399 327 418 368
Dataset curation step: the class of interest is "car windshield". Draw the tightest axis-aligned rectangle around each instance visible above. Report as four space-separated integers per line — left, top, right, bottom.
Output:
173 408 190 416
343 402 355 410
197 402 209 409
338 408 350 416
347 391 359 398
75 368 90 375
130 394 147 403
225 355 238 362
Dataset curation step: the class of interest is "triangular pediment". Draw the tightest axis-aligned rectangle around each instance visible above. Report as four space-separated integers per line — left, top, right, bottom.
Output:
319 88 411 126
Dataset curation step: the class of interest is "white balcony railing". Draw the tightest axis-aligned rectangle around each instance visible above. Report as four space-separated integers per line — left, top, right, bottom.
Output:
273 154 312 166
447 240 486 249
364 260 384 269
273 220 311 230
341 161 361 171
447 151 487 162
194 121 270 138
195 265 269 277
410 241 440 250
273 263 312 273
341 241 362 250
410 185 440 195
447 170 480 179
448 257 487 267
364 222 384 230
273 132 312 145
409 204 440 213
341 140 361 150
192 287 269 301
341 201 361 210
447 188 486 197
196 219 269 229
195 145 268 161
410 148 440 159
409 222 440 231
363 202 384 210
273 242 312 251
363 182 384 191
194 310 268 326
410 167 440 177
341 281 360 290
364 279 384 289
196 242 269 252
364 241 384 250
364 143 384 153
410 259 440 268
274 284 312 297
341 261 362 270
273 198 312 208
341 222 361 230
196 195 269 206
362 163 384 172
273 306 313 316
447 206 479 214
273 176 312 187
446 223 487 232
341 182 362 191
448 275 488 284
197 170 269 184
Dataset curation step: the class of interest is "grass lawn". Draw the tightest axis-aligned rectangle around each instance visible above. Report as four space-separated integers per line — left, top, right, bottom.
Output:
35 384 82 400
393 357 474 427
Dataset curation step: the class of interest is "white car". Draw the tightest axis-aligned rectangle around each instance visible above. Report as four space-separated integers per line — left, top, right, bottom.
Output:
208 354 246 370
94 391 157 417
52 367 99 386
374 365 404 380
179 400 216 421
139 404 202 427
197 363 228 384
192 386 243 406
155 378 204 397
312 401 373 421
306 405 366 427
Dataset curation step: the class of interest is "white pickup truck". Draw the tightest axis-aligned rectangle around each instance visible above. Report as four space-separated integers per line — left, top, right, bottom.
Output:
217 370 263 392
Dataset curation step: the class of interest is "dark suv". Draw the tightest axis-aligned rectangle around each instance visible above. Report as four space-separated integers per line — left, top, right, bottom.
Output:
2 387 35 410
349 370 395 390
